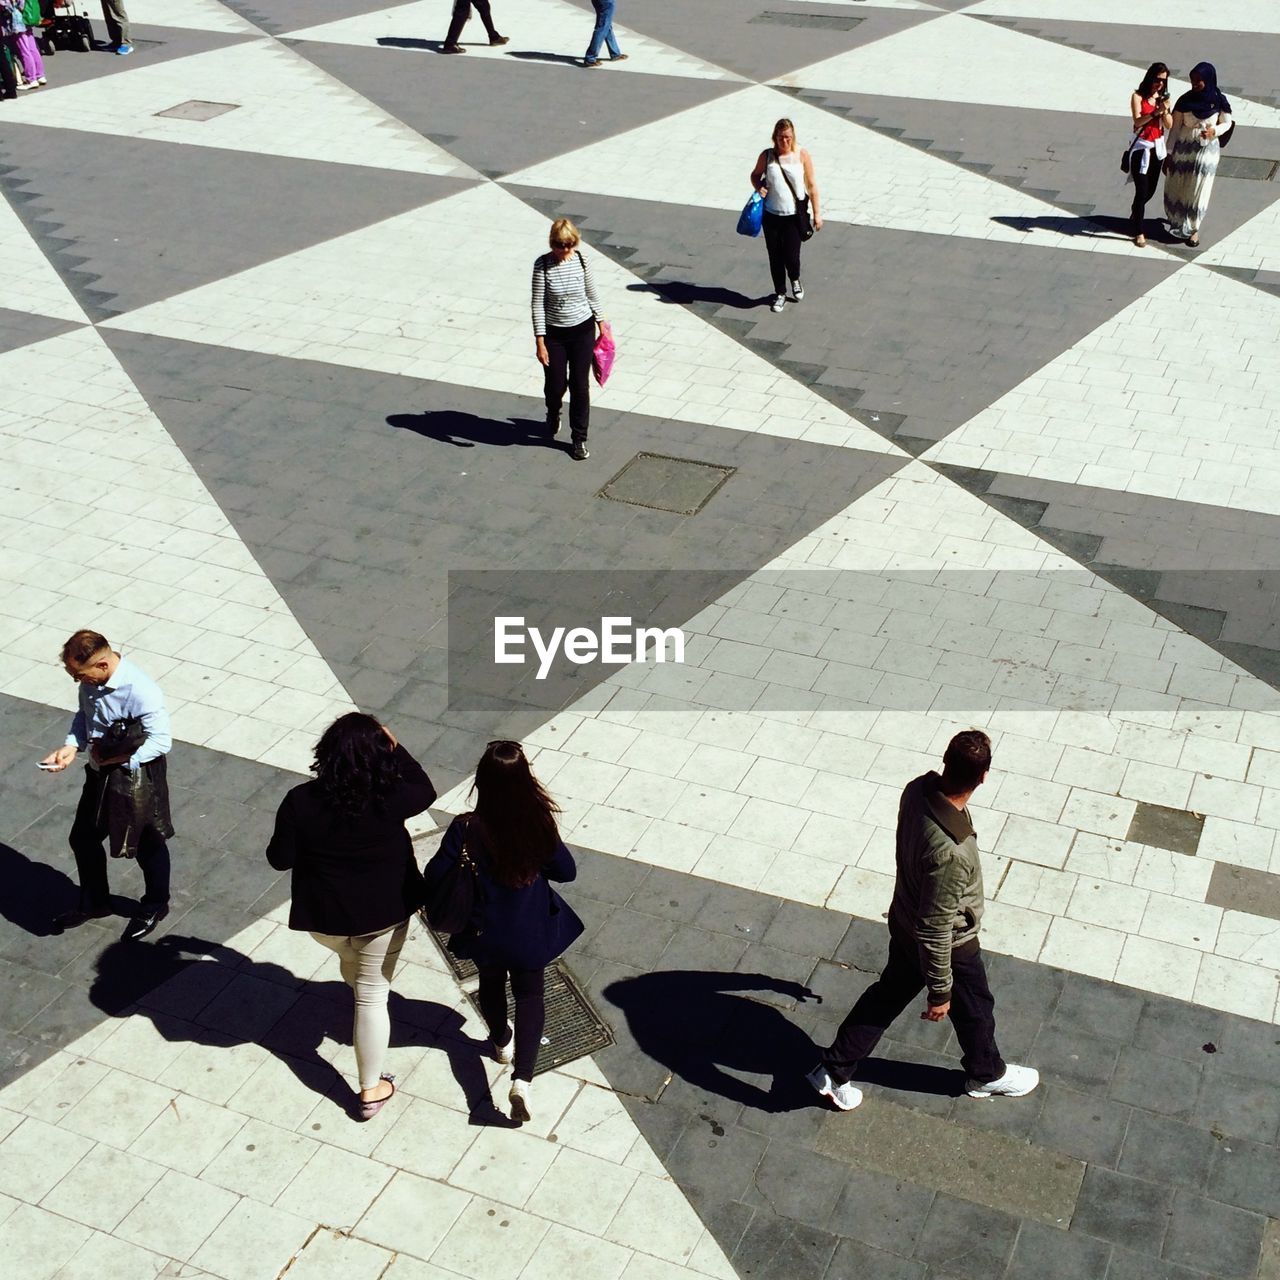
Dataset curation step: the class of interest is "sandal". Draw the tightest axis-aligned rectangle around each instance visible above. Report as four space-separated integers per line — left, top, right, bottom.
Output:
356 1074 396 1121
1187 234 1200 247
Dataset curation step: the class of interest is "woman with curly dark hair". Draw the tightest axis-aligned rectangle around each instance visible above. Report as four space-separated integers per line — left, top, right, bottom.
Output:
424 740 583 1123
267 713 436 1119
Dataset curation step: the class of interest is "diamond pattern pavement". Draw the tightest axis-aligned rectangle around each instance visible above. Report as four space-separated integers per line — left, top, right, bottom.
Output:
2 3 1280 1278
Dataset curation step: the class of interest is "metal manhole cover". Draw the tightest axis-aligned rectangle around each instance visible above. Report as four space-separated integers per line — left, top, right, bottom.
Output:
464 961 614 1076
1219 156 1278 181
599 452 736 515
154 100 240 121
749 11 863 29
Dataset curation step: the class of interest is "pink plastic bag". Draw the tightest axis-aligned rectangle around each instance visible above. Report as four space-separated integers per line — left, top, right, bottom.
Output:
592 322 616 387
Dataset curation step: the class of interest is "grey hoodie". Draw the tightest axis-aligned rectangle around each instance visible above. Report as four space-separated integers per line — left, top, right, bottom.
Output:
886 771 985 1004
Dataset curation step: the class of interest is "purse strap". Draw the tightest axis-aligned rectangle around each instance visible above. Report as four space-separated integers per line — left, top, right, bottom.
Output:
773 149 806 206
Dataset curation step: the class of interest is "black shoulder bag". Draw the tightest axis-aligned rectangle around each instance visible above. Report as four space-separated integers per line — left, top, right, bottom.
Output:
774 150 815 241
422 825 480 936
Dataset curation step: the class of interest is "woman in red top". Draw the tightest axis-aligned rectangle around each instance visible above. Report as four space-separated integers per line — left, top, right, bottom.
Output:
1128 62 1173 247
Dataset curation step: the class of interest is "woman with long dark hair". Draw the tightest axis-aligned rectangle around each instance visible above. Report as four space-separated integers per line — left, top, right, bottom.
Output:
267 713 436 1120
424 740 583 1122
1164 62 1235 247
1127 62 1173 247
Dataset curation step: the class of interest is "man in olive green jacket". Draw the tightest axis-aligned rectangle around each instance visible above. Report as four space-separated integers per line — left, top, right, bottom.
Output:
808 730 1039 1111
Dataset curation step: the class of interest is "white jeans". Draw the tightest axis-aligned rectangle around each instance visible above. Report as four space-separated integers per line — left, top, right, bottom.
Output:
311 920 408 1090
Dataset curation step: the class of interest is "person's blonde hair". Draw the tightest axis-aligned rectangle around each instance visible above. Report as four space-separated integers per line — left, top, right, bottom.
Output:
549 218 580 249
772 118 797 147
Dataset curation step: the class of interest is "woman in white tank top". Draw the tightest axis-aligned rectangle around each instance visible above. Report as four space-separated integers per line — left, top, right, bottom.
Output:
750 118 823 313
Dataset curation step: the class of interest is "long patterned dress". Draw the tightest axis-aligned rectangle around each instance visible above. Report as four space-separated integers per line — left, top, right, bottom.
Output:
1163 112 1234 238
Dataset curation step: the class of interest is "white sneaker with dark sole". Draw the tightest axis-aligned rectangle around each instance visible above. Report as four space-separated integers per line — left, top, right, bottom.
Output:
509 1079 532 1123
806 1064 862 1111
792 281 804 301
966 1063 1039 1098
492 1037 514 1065
770 294 786 313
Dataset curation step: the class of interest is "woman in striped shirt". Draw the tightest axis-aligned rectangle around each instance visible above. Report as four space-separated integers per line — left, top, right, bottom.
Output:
531 219 605 461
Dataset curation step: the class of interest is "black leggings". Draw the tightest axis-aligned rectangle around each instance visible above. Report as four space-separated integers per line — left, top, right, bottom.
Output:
477 964 545 1082
445 0 500 43
1130 160 1161 235
762 211 802 297
543 318 593 443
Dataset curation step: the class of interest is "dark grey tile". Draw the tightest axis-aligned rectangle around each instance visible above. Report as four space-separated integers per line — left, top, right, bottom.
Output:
661 1114 768 1205
1118 1111 1218 1191
747 1140 849 1229
658 923 750 971
762 901 852 959
1215 1018 1280 1085
1208 1135 1280 1217
694 882 783 940
1193 1063 1280 1143
570 850 651 905
625 866 716 922
1032 1025 1121 1093
912 1193 1019 1280
1105 1246 1204 1280
1072 1167 1173 1255
1133 997 1227 1064
1008 1222 1112 1280
579 907 678 966
1051 973 1144 1043
824 1166 934 1253
827 1237 925 1280
1110 1047 1203 1120
1125 803 1204 856
734 943 819 1007
1162 1190 1264 1277
732 1211 838 1280
1206 862 1280 922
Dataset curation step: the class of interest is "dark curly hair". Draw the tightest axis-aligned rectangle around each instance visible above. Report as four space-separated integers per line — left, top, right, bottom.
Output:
469 740 561 888
312 713 400 817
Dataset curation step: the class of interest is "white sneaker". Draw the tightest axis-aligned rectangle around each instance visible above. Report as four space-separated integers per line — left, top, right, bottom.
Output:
806 1064 863 1111
966 1063 1039 1098
792 281 804 301
770 294 786 313
509 1079 532 1123
492 1037 514 1065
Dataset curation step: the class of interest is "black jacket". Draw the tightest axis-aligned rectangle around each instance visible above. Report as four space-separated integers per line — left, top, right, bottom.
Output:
266 744 436 936
424 814 583 970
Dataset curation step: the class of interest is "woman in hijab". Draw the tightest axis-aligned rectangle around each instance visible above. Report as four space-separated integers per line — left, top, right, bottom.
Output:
1163 62 1235 247
1127 63 1172 247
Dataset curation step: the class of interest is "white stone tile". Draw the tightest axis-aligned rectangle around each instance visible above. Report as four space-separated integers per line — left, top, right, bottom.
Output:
191 1196 315 1280
40 1143 166 1232
993 814 1074 870
1038 917 1125 981
354 1170 471 1261
430 1196 548 1280
449 1125 559 1205
519 1223 630 1280
1179 734 1251 781
1216 910 1280 971
994 863 1076 916
0 1115 94 1202
605 1173 705 1265
370 1097 478 1182
1120 761 1194 809
990 773 1070 822
827 866 894 921
574 805 653 855
550 1086 639 1164
0 1203 91 1280
631 819 713 873
1187 774 1261 822
979 900 1051 962
51 1229 169 1280
58 1071 175 1150
275 1143 393 1228
665 782 750 834
1114 935 1202 1001
201 1117 318 1202
1066 878 1149 933
757 850 842 908
727 796 808 849
1139 894 1223 953
1193 954 1280 1021
525 1148 638 1236
1131 847 1214 901
283 1229 394 1280
791 810 874 864
225 1056 338 1132
692 834 778 890
115 1167 237 1261
606 770 688 821
676 743 755 791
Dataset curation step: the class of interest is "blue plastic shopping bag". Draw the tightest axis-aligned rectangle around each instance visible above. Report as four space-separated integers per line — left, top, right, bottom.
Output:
736 191 764 237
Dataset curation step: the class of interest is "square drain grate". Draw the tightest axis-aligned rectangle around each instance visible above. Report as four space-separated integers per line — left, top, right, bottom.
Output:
1219 156 1278 181
428 924 479 982
749 11 863 30
599 452 736 515
464 961 614 1076
154 100 240 121
1125 801 1204 855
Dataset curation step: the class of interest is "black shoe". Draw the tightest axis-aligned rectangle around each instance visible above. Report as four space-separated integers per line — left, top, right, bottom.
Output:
489 34 509 45
52 906 110 931
123 906 169 942
441 42 466 53
546 409 561 437
571 440 589 461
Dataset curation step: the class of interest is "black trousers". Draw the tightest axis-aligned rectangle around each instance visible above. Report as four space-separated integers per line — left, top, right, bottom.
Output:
544 318 593 443
477 964 545 1082
445 0 500 43
1130 160 1161 235
69 767 171 912
762 210 802 297
822 936 1005 1085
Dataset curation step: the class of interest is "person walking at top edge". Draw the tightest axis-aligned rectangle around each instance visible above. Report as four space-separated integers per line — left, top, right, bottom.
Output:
808 730 1039 1111
750 117 822 314
1163 61 1235 248
1126 62 1172 248
582 0 626 68
424 740 583 1124
531 217 606 462
266 713 437 1120
39 630 175 942
440 0 508 53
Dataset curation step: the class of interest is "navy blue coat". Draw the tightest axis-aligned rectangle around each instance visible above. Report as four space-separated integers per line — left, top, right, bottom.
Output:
424 815 583 970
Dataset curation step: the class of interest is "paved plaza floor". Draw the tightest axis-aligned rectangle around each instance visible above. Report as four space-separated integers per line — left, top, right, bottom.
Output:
3 1 1280 1277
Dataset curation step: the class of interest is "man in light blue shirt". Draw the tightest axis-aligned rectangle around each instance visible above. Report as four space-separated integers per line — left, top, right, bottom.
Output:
40 629 174 940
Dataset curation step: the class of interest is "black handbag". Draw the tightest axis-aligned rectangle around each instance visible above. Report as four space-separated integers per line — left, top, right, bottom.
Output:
422 832 479 935
774 150 814 241
1120 144 1132 173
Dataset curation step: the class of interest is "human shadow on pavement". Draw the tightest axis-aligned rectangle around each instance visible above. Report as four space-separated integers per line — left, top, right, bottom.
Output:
507 51 584 66
0 840 136 937
625 281 767 310
88 934 512 1125
604 970 962 1113
992 212 1176 243
388 410 562 453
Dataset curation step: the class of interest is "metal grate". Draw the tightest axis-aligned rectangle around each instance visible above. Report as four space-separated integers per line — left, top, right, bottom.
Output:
1218 156 1278 181
749 11 863 30
427 924 478 982
154 100 240 121
599 452 736 516
464 961 614 1076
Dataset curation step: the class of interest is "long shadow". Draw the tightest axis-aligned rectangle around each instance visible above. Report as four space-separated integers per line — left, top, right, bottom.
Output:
388 409 562 453
89 934 510 1125
507 51 583 66
625 281 768 310
604 970 960 1114
992 212 1178 244
0 840 137 938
